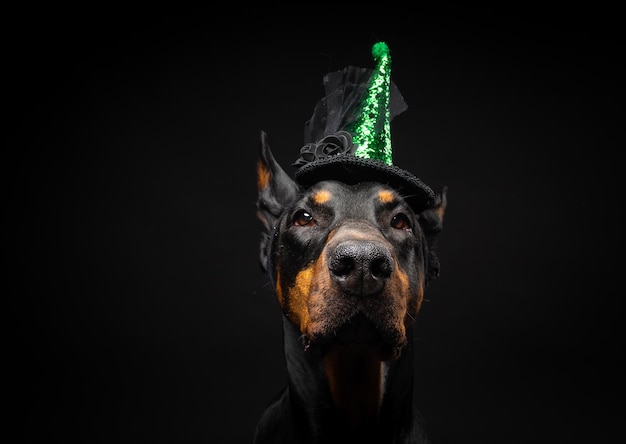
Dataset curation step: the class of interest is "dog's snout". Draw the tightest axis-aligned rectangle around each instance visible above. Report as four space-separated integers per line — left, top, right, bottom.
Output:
329 241 393 296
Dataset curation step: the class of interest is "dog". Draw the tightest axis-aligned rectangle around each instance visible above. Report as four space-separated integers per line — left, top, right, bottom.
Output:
253 130 447 444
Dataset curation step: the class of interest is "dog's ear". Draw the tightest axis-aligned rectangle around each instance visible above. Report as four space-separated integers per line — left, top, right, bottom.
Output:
256 130 301 273
418 186 448 283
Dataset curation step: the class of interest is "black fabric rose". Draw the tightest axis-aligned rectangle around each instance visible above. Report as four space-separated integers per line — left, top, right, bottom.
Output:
292 131 357 168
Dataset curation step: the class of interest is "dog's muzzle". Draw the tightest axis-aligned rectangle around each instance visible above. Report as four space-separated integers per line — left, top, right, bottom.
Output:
328 241 393 297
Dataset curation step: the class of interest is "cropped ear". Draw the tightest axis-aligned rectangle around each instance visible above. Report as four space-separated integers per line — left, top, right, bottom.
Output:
417 186 448 283
256 131 301 273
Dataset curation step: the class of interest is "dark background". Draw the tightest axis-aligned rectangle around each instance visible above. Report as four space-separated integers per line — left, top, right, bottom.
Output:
7 7 623 444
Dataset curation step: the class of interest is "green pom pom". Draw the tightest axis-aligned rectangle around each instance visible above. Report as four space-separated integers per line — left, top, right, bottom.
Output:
371 41 390 61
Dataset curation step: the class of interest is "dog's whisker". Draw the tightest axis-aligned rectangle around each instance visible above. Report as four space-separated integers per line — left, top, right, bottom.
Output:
298 334 311 351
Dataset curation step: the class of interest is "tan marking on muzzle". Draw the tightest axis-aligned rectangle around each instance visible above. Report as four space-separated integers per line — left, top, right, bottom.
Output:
305 252 334 334
414 281 425 314
403 266 426 331
285 265 314 333
275 268 284 306
385 263 410 341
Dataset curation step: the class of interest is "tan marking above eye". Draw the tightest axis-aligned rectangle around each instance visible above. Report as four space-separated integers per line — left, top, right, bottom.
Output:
313 190 332 204
378 190 395 203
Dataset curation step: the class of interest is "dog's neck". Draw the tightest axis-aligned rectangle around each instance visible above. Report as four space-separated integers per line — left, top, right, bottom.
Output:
282 317 418 440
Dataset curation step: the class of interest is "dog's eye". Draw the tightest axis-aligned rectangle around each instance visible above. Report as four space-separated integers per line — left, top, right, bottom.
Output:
391 213 412 231
293 210 314 227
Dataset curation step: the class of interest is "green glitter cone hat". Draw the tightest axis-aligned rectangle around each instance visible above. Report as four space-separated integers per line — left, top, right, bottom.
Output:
293 42 435 211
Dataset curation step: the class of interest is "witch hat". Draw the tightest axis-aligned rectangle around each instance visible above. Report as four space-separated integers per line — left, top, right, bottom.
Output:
292 42 435 212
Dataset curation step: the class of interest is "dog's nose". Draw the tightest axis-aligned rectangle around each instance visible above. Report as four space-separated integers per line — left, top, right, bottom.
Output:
328 241 393 296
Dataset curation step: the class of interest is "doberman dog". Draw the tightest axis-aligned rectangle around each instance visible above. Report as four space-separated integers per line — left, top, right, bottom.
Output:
254 131 447 444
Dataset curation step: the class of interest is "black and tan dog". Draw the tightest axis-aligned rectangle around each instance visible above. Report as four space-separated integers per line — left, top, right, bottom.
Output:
254 130 447 444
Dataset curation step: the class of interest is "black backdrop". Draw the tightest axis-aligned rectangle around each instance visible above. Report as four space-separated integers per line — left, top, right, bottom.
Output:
7 7 622 443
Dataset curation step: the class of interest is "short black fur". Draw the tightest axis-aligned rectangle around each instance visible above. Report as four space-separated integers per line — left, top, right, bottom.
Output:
254 132 447 444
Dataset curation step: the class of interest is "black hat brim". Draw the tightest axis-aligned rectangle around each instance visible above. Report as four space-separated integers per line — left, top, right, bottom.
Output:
294 155 435 212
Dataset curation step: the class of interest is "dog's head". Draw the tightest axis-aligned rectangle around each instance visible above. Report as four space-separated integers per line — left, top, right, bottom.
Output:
256 131 446 361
